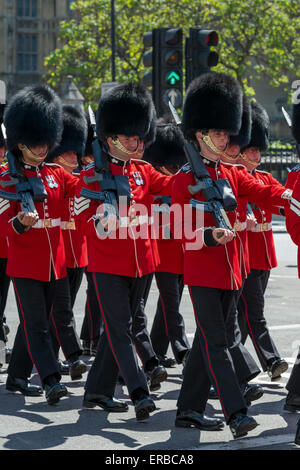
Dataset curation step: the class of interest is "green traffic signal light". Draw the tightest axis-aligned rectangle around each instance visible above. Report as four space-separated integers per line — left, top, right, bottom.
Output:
167 71 180 86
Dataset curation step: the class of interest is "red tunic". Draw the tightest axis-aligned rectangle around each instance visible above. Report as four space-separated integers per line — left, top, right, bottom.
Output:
0 163 8 258
75 158 174 278
60 173 88 269
286 172 300 278
171 160 290 290
246 170 284 271
0 162 79 281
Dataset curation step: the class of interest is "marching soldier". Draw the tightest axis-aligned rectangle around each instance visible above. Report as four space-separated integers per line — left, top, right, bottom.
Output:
284 98 300 426
0 84 79 404
75 83 175 421
143 121 191 366
237 102 289 380
0 120 11 366
171 73 292 438
46 104 88 380
78 115 102 357
219 95 263 404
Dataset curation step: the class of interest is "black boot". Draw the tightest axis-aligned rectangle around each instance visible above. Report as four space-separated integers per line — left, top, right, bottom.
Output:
6 376 43 396
295 418 300 446
284 392 300 412
229 413 258 439
44 375 68 405
175 410 224 430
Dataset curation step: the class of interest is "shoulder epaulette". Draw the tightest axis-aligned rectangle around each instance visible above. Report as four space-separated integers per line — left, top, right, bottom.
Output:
291 163 300 172
179 163 191 173
132 158 149 165
45 162 62 169
85 162 95 171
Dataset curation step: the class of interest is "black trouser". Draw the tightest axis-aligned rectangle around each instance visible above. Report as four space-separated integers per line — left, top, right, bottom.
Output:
150 272 190 363
225 285 261 385
85 272 149 398
132 273 158 369
286 347 300 396
237 269 280 370
177 286 247 423
0 258 10 343
50 268 83 360
80 269 102 347
7 276 60 385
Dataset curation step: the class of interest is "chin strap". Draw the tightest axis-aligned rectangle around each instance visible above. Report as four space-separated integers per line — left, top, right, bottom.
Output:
239 152 260 169
202 134 227 155
112 137 144 157
58 156 78 169
22 145 48 162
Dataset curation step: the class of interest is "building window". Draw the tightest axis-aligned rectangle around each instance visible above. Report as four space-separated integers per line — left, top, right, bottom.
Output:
17 0 38 17
17 34 38 71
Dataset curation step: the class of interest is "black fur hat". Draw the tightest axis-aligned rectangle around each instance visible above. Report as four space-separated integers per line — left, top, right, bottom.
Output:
143 122 186 166
46 104 87 162
229 95 252 149
292 101 300 144
96 82 156 147
3 84 63 153
242 101 269 152
182 72 243 140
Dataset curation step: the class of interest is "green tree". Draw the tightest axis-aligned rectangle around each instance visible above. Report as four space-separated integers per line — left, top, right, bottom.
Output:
44 0 300 107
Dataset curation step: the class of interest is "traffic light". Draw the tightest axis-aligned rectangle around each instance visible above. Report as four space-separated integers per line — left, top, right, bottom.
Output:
185 28 219 89
142 27 183 117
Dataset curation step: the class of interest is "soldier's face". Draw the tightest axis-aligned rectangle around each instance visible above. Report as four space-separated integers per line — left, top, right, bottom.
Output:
209 130 230 151
243 147 261 163
226 143 240 158
56 151 78 173
18 143 48 165
107 135 144 160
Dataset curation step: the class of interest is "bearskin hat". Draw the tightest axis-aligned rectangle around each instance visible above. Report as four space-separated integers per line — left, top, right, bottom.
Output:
292 101 300 144
143 121 186 167
242 101 269 152
229 95 252 149
46 105 87 162
96 82 156 147
182 72 243 140
3 84 63 153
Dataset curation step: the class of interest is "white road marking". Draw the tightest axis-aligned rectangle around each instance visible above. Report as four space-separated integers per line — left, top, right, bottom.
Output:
189 433 297 450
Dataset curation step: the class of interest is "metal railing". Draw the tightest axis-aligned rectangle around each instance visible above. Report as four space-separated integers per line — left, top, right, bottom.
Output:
259 142 298 184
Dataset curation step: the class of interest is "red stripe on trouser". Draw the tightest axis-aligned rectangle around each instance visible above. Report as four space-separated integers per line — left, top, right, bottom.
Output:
86 289 94 339
240 293 267 368
188 286 229 420
50 307 67 358
92 273 123 375
12 278 42 383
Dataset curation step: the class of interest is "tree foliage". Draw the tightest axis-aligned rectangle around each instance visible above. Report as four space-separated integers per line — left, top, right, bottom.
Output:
44 0 300 108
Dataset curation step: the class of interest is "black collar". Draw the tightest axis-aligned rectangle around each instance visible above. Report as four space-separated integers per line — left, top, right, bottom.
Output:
106 153 130 167
199 153 221 168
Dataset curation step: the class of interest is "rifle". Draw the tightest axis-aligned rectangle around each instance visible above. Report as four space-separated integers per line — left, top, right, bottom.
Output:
168 101 236 236
0 124 47 216
80 106 131 219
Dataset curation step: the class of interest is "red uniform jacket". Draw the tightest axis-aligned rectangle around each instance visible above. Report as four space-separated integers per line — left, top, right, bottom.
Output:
0 162 78 281
60 172 88 269
152 195 184 275
0 163 8 258
75 157 174 278
171 159 291 290
285 164 300 190
286 172 300 278
246 170 284 271
222 162 250 279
